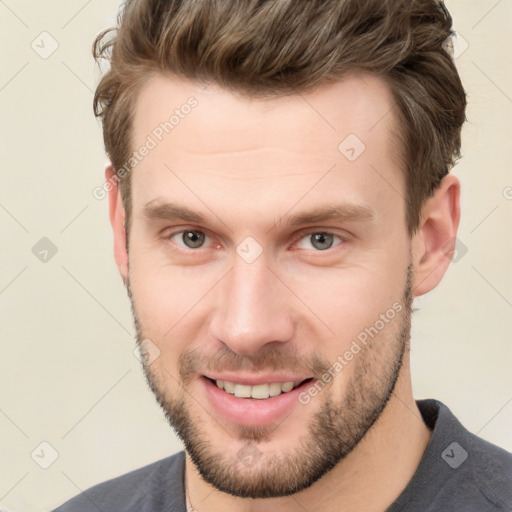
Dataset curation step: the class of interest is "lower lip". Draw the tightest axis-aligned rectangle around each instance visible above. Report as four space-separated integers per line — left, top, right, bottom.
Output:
201 377 313 427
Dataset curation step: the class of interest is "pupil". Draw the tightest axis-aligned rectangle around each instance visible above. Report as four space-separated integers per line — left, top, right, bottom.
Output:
183 231 205 248
312 233 333 250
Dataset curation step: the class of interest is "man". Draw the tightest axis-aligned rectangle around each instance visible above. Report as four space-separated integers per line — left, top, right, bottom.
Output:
55 0 512 511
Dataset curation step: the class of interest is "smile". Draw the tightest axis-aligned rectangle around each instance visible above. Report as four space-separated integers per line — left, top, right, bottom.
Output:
213 379 311 399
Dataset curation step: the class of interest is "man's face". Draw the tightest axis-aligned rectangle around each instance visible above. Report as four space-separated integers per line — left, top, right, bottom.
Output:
125 73 414 497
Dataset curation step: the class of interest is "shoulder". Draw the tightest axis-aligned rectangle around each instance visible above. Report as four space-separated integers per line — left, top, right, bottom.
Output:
465 429 512 510
418 399 512 511
52 451 186 512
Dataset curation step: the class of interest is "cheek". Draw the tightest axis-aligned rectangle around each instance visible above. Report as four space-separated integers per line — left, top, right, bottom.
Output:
284 257 408 344
128 250 194 339
129 269 197 380
128 247 224 356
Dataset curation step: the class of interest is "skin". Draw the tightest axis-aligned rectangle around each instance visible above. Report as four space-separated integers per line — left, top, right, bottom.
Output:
106 72 460 512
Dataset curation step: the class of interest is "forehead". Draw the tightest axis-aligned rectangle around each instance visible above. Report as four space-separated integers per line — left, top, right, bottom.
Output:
132 72 399 159
129 72 404 232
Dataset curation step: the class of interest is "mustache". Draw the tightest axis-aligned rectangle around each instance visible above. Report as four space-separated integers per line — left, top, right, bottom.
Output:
178 346 332 384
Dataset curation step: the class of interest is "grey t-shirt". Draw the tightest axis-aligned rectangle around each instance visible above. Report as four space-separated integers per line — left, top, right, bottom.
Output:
53 399 512 511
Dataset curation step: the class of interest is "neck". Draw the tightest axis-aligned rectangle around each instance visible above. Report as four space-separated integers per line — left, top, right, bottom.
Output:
185 357 432 512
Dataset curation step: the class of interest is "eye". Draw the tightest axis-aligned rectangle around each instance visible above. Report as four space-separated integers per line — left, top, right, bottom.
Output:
296 232 343 251
170 230 208 249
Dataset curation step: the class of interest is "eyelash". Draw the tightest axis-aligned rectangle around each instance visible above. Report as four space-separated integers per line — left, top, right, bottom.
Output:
165 228 346 253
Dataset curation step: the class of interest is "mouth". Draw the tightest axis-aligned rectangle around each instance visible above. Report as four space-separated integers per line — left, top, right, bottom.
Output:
200 375 315 427
205 377 314 400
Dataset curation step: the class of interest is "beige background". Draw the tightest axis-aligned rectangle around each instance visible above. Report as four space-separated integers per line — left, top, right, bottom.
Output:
0 1 511 510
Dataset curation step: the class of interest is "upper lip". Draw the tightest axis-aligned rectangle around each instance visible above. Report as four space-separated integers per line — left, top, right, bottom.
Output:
202 373 313 386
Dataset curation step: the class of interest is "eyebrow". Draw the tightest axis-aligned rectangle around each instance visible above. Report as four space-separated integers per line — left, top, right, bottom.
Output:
143 200 374 227
143 201 208 223
284 204 374 227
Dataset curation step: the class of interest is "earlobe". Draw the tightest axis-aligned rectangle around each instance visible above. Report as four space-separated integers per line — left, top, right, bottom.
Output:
105 164 129 282
411 174 461 297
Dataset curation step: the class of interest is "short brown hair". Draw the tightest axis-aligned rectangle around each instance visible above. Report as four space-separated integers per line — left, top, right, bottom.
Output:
93 0 466 236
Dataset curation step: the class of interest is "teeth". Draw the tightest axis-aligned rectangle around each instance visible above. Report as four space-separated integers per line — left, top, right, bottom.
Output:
251 384 269 399
223 380 236 394
269 383 282 397
216 379 302 399
234 384 252 398
281 382 294 393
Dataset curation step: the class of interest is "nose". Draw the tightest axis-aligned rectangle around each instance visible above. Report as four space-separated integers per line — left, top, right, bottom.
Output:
208 256 295 355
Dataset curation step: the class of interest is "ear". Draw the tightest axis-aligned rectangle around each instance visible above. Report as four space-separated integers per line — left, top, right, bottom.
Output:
105 163 129 283
411 174 461 297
